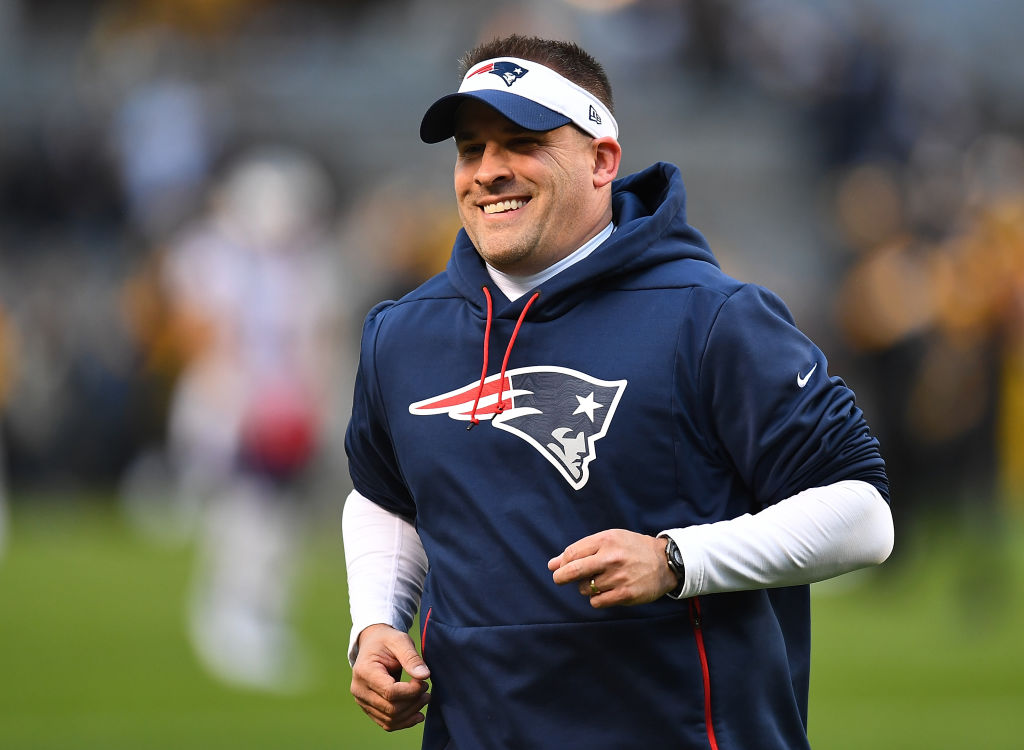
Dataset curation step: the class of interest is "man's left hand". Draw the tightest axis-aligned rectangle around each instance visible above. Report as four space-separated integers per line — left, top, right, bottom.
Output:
548 529 678 607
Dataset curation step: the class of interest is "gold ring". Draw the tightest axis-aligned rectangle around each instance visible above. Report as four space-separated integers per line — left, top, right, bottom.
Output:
589 579 600 596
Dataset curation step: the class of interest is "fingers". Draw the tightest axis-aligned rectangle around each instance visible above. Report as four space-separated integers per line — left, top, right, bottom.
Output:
548 532 606 585
392 636 431 681
356 625 431 690
547 533 602 573
576 577 603 598
354 675 431 731
576 574 642 609
351 625 432 732
572 573 620 608
352 662 431 731
549 530 674 608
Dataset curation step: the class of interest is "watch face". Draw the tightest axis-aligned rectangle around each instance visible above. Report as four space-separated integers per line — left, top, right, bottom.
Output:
671 547 684 566
667 540 684 573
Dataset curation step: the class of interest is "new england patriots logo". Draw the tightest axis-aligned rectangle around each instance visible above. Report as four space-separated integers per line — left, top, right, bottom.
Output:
409 366 626 490
468 60 529 87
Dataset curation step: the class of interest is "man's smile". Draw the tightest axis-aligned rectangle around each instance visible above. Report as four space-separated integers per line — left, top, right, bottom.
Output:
481 198 530 215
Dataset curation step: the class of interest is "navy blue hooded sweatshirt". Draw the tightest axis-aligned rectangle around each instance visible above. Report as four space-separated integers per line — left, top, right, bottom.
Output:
346 162 888 749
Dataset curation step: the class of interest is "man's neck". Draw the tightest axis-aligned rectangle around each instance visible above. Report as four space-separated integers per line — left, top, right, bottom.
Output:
486 222 615 302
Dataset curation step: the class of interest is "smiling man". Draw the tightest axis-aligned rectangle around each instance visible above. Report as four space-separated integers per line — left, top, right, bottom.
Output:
451 99 618 276
342 35 894 750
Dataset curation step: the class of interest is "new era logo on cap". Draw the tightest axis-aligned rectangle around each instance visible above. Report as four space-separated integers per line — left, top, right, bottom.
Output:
588 105 602 125
468 60 529 87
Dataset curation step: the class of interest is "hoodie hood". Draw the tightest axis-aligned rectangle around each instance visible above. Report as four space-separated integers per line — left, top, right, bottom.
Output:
445 162 719 321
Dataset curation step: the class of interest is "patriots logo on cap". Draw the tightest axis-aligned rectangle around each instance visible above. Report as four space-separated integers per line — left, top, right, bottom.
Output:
468 60 529 87
409 366 627 490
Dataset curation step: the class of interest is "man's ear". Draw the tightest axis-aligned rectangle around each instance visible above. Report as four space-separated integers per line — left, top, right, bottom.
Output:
592 137 622 188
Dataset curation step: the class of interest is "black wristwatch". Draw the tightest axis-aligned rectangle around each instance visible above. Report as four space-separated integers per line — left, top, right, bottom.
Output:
664 537 686 598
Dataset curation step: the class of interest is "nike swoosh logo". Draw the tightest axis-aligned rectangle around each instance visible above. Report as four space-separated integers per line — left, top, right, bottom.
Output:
797 363 818 388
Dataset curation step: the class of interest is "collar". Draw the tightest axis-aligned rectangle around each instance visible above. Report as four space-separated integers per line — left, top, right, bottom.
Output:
486 222 615 302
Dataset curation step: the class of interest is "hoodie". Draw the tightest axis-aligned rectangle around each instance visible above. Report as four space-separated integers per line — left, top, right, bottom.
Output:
345 162 888 749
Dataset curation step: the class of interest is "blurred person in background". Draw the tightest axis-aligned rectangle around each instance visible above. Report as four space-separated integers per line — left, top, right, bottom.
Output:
830 132 1024 620
150 144 345 692
823 34 1015 549
342 34 893 749
0 304 15 560
830 159 1003 555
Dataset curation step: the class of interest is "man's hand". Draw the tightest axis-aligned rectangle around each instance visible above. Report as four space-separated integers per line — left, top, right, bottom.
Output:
351 624 431 731
548 529 677 607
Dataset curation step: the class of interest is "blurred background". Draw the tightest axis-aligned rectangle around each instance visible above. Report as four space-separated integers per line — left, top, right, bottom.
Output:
1 0 1022 748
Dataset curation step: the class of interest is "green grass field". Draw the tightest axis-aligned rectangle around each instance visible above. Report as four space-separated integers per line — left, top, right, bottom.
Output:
1 497 1022 749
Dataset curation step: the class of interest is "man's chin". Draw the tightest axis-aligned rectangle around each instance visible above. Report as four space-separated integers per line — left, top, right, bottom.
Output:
475 242 535 274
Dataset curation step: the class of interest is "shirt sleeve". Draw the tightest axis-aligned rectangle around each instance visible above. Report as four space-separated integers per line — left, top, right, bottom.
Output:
700 284 889 507
344 302 417 520
660 479 894 598
342 488 428 664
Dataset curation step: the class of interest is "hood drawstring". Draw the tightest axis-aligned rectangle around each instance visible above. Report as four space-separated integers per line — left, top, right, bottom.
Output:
467 287 540 429
467 287 494 430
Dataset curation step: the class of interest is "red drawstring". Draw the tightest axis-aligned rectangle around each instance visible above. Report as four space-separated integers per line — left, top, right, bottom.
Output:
467 288 540 429
496 291 539 411
467 287 494 429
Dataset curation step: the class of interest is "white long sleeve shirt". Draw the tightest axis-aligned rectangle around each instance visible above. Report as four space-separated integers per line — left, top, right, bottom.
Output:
342 480 893 661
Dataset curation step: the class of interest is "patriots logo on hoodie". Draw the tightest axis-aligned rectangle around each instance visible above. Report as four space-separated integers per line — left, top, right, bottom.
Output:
409 366 626 490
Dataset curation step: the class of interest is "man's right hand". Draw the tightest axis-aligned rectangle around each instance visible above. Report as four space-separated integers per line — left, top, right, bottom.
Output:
351 624 431 731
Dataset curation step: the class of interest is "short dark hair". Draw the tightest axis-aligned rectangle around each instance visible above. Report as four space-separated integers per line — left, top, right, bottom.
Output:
459 35 614 114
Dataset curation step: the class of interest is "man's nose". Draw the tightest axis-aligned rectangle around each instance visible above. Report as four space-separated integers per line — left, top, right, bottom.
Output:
474 143 513 186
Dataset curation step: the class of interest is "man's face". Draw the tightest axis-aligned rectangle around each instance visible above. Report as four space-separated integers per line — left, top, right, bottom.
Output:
452 100 611 276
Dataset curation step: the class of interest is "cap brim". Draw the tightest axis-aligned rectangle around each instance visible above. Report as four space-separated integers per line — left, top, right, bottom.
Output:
420 90 572 144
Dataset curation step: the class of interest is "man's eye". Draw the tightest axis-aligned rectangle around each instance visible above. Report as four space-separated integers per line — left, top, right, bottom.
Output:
458 144 483 157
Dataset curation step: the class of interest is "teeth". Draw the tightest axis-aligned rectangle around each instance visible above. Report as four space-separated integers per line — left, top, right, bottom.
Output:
483 199 526 214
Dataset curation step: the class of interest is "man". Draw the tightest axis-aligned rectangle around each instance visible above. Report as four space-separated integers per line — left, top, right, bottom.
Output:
160 146 343 691
343 35 893 749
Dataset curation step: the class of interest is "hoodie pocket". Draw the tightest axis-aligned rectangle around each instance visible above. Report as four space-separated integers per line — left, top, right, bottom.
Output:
418 609 711 750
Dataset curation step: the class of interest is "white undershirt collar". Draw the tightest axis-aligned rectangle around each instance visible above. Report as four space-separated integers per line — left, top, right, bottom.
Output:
486 222 615 302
